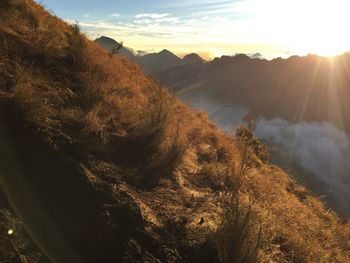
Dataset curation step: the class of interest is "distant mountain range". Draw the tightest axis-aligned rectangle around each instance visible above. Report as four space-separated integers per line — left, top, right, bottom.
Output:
155 52 350 134
95 36 350 134
95 36 205 74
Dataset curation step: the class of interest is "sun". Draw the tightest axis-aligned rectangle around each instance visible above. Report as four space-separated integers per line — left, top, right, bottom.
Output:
287 0 350 56
249 0 350 56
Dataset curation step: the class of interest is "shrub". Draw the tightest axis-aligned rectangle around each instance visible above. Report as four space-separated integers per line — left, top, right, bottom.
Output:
78 66 107 110
109 41 124 58
136 118 189 186
123 84 173 159
10 66 61 130
235 126 269 164
213 129 261 263
215 196 261 263
0 0 38 30
65 23 87 68
161 119 188 165
29 17 64 65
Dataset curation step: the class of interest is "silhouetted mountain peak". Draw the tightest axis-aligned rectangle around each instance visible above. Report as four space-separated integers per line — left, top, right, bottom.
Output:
95 36 124 50
156 49 181 61
233 53 250 60
159 49 174 55
183 53 204 64
96 36 120 44
94 36 135 59
249 52 263 59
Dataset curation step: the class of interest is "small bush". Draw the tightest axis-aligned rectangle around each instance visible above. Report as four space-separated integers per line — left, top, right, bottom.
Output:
124 84 173 158
108 41 124 58
65 23 87 68
212 128 261 263
235 126 269 164
0 0 38 30
29 17 64 65
78 67 107 110
215 196 261 263
166 119 189 163
137 118 188 186
82 104 109 141
140 84 171 128
10 66 60 130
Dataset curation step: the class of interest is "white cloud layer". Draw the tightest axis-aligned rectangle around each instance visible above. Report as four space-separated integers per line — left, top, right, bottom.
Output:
135 13 170 19
255 118 350 215
109 13 120 17
182 95 350 216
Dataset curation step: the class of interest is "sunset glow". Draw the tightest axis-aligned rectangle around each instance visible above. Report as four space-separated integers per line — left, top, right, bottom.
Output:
39 0 350 58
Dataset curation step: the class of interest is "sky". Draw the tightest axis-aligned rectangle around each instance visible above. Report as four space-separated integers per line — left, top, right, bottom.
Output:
37 0 350 59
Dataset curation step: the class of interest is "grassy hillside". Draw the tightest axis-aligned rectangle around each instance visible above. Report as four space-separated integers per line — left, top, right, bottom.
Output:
0 0 349 262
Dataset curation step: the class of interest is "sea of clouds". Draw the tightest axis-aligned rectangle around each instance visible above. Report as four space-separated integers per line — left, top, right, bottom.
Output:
256 118 350 215
185 95 350 216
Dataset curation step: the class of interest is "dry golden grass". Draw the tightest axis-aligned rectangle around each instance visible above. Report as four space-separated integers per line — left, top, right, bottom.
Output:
0 1 349 262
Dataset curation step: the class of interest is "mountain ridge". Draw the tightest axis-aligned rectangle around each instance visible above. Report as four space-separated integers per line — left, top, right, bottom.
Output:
149 51 350 134
95 36 206 74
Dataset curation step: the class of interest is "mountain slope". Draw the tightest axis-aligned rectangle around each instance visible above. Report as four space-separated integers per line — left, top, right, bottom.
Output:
0 1 349 262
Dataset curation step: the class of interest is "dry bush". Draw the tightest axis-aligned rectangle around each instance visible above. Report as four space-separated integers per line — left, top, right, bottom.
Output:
133 113 189 186
138 84 171 129
77 66 107 110
194 162 239 193
212 130 262 263
65 23 87 68
28 17 66 65
195 162 221 189
235 126 269 165
164 119 189 163
123 84 173 159
10 66 61 130
0 0 38 31
82 104 109 142
215 197 261 263
214 176 261 263
108 41 124 58
146 118 188 171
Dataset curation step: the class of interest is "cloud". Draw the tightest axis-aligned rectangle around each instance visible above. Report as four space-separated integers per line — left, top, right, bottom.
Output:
109 13 120 17
155 17 179 23
64 0 290 56
133 17 179 25
255 118 350 215
135 13 170 19
84 14 90 18
158 0 233 9
133 19 154 25
182 96 350 216
73 19 196 40
133 12 179 26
